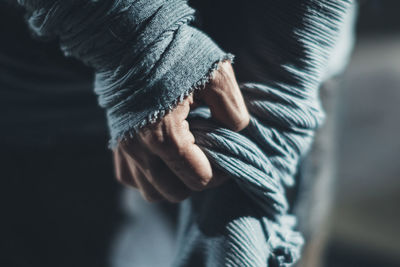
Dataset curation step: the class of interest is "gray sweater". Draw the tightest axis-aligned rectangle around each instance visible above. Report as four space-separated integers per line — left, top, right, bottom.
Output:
16 0 355 266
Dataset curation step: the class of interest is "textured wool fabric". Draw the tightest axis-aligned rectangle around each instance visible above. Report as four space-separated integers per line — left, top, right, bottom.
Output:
18 0 231 147
18 0 354 266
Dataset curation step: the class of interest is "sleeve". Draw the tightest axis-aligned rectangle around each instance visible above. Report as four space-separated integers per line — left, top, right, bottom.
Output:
17 0 233 147
172 1 356 266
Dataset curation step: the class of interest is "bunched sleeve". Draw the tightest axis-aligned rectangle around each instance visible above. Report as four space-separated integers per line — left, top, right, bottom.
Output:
170 1 356 266
18 0 356 266
18 0 233 147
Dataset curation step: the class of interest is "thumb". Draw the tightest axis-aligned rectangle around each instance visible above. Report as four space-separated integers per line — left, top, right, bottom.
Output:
197 61 250 132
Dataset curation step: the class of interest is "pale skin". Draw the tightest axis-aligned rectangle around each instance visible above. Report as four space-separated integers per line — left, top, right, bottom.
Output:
113 61 250 203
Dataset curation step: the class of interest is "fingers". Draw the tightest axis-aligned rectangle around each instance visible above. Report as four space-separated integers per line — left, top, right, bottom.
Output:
130 166 164 203
113 148 137 188
115 126 230 202
120 147 164 202
144 157 191 203
119 134 191 203
112 68 244 202
114 140 164 202
139 104 214 191
203 167 231 189
197 61 250 131
161 140 214 191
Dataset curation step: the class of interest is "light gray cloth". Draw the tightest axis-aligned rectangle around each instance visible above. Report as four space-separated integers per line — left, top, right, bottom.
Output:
17 0 355 266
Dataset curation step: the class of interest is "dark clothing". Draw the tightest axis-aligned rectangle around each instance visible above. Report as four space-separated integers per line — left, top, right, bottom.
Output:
0 3 105 147
0 5 118 266
0 140 120 267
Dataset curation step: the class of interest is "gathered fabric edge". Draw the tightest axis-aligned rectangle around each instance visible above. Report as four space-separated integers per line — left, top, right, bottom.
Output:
108 53 235 149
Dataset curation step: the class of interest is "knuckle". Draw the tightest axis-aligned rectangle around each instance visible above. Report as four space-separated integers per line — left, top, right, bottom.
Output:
210 84 228 97
148 130 165 147
139 124 167 149
146 128 187 155
210 63 233 89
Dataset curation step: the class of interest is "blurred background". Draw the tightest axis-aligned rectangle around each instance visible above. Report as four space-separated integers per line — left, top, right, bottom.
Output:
325 1 400 266
1 1 399 267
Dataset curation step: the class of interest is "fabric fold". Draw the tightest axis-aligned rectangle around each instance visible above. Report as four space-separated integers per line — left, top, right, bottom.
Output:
18 0 355 266
172 1 354 266
19 0 232 146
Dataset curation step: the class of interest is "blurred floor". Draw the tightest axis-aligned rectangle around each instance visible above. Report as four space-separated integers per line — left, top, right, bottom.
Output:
325 34 400 266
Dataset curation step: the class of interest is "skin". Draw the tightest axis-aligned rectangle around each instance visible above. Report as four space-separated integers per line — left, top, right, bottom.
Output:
113 61 250 203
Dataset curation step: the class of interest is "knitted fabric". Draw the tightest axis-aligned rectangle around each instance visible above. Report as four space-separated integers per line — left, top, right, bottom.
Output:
18 0 354 266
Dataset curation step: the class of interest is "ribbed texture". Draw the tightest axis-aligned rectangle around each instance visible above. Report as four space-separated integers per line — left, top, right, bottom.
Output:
18 0 230 146
18 0 353 266
173 1 353 266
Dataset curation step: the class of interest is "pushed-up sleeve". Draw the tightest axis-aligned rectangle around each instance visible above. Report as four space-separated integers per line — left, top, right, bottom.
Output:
18 0 233 147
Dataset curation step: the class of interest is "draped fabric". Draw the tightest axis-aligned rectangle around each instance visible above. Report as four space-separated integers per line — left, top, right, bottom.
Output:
17 0 354 265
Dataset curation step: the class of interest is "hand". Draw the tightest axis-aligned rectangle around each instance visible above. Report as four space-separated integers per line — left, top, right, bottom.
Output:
113 61 249 202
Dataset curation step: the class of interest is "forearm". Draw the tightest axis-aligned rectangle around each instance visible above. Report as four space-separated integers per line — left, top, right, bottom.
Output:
234 0 354 184
18 0 232 146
